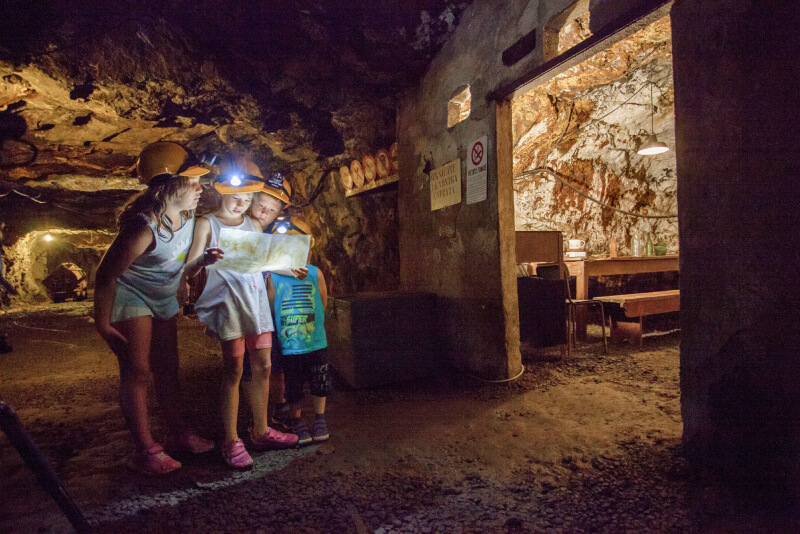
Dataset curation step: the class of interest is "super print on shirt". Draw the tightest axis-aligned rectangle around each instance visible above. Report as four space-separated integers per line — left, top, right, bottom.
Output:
276 280 317 351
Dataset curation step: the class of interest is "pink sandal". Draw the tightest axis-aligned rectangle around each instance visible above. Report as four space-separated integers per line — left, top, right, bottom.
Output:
249 427 299 451
164 431 215 454
131 444 181 475
222 439 253 470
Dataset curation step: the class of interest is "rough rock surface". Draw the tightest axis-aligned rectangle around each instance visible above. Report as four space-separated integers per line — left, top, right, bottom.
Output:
0 1 469 301
512 17 676 256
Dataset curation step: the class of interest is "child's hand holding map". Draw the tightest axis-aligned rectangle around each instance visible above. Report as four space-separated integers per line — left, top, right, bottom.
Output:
212 228 310 273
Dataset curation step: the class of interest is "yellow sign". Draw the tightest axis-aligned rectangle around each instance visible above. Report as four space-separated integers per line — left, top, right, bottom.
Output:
430 158 461 211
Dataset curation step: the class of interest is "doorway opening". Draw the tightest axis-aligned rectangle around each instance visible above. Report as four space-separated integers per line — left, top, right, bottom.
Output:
508 13 678 357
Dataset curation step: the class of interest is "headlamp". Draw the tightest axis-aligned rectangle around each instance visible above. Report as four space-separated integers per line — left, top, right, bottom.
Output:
269 217 292 234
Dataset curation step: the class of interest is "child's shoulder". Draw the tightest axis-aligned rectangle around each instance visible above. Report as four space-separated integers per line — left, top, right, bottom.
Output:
120 212 153 232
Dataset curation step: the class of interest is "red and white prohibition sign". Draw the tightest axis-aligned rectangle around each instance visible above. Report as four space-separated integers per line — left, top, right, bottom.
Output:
471 141 484 166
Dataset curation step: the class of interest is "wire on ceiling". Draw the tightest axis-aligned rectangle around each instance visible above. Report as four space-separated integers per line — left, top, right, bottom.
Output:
515 72 677 219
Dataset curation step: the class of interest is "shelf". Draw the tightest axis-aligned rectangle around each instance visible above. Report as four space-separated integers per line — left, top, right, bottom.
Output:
345 174 399 197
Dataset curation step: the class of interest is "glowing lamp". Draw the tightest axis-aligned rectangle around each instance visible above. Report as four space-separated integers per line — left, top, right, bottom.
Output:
637 134 669 155
638 83 670 156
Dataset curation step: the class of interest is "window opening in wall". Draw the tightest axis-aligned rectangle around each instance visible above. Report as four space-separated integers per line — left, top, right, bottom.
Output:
447 85 471 128
543 0 592 61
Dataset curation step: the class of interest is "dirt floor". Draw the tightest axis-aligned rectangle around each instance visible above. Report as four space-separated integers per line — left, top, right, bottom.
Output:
0 302 797 533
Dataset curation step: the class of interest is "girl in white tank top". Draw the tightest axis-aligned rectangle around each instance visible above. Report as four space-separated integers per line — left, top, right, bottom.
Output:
186 185 297 469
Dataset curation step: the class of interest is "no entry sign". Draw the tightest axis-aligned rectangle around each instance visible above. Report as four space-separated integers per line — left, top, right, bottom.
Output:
467 136 487 204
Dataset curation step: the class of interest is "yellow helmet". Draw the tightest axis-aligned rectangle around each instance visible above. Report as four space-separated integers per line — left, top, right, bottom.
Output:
213 156 265 194
136 141 210 185
268 216 314 247
258 172 292 206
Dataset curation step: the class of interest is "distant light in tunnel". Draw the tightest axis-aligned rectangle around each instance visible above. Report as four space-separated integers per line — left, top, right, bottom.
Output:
44 234 53 242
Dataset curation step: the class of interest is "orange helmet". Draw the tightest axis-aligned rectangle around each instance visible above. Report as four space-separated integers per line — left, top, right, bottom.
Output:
213 156 265 194
267 216 314 247
258 172 292 206
136 141 210 185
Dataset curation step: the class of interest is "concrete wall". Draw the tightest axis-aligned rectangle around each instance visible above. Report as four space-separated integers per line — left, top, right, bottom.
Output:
397 0 660 379
672 0 800 494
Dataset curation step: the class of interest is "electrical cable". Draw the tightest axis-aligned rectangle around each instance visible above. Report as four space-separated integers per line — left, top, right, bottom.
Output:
291 172 327 208
516 167 676 219
452 363 526 384
0 189 46 204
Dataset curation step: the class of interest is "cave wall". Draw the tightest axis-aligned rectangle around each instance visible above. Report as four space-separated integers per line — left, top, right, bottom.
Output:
1 3 469 302
4 230 114 302
673 0 800 496
512 17 677 256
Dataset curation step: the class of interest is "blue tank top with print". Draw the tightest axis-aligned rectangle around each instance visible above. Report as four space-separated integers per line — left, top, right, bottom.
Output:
271 265 327 355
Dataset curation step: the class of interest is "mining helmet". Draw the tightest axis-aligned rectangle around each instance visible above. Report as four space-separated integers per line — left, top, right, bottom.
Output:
213 156 266 194
136 141 210 185
259 172 292 206
267 216 314 247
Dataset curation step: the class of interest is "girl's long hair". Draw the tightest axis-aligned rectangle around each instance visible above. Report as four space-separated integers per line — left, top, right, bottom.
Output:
117 175 194 240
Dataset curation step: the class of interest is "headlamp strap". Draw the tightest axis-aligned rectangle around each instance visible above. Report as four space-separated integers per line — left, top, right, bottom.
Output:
266 173 290 198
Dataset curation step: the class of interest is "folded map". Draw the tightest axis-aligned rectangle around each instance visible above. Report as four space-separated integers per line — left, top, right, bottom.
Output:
211 228 311 273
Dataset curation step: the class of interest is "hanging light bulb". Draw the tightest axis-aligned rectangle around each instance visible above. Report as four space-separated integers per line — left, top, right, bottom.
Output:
638 83 669 156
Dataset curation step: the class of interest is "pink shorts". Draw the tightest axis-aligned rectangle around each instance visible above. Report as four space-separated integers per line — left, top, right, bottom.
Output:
221 332 272 358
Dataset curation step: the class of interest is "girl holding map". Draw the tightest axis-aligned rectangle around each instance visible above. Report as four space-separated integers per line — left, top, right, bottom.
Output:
186 157 298 470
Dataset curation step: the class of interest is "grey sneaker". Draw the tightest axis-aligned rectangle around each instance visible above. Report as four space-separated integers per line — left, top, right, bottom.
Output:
292 419 313 446
312 415 330 442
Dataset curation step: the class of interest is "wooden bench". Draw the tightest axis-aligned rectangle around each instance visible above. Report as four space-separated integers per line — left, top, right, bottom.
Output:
593 290 680 348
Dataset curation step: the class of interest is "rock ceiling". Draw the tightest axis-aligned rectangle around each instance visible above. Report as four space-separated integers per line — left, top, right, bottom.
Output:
0 0 467 208
0 1 469 298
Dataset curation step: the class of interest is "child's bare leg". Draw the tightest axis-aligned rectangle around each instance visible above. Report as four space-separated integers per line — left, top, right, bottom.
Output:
246 347 271 436
112 316 155 451
220 340 244 443
149 316 185 433
288 400 305 419
312 395 326 416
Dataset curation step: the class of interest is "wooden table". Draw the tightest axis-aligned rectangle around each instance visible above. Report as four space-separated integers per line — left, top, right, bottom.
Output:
565 255 679 339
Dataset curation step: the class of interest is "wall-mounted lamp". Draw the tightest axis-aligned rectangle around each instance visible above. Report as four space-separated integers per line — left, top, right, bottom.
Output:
638 83 669 156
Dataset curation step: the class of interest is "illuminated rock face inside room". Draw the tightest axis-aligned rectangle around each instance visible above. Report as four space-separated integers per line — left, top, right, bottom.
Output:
1 2 799 532
512 17 675 257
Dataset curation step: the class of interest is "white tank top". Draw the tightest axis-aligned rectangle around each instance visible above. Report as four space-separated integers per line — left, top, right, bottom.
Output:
116 214 194 302
194 214 274 340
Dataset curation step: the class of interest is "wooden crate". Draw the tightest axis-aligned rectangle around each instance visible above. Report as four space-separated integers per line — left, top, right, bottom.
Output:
325 292 439 388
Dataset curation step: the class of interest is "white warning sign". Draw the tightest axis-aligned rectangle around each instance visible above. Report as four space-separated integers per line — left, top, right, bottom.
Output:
466 136 488 204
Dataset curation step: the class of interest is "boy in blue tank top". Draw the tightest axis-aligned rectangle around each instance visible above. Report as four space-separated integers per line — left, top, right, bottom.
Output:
266 217 332 445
